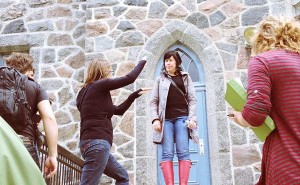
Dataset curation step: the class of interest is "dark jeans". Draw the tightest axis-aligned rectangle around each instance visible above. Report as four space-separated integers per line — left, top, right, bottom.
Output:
20 136 40 169
79 139 129 185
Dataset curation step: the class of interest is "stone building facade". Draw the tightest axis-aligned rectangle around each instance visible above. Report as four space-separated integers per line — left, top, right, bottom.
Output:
0 0 299 184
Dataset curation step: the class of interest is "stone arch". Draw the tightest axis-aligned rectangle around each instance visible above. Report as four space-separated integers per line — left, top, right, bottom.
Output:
268 0 297 17
136 20 229 185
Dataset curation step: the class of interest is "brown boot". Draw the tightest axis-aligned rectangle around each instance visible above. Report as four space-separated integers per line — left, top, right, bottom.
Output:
160 161 174 185
179 160 192 185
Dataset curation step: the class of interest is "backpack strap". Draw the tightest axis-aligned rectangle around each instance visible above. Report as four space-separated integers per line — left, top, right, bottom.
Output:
15 70 34 130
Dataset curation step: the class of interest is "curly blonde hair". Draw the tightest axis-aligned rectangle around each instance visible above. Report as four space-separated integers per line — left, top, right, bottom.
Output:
251 16 300 56
5 52 34 74
83 59 111 87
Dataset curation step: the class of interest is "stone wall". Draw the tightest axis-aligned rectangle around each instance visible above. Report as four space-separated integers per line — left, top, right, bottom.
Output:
0 0 86 157
0 0 298 184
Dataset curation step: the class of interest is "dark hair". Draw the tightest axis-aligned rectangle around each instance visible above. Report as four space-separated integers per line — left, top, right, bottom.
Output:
163 50 182 75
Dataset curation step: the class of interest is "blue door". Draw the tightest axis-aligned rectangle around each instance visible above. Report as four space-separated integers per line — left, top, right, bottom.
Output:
0 57 5 66
155 44 211 185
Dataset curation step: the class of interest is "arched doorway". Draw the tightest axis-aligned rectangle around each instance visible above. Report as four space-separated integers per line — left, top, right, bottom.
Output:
155 43 211 185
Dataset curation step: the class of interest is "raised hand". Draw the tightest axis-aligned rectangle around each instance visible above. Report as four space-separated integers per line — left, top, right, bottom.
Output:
142 56 147 61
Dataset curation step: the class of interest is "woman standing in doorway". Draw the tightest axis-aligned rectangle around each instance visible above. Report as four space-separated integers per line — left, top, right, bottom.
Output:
150 50 198 185
77 59 149 185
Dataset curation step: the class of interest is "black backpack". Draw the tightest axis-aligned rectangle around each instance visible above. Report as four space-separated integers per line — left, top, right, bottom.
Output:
0 67 32 132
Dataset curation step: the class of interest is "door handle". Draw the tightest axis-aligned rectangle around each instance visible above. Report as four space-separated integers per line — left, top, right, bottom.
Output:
199 139 204 155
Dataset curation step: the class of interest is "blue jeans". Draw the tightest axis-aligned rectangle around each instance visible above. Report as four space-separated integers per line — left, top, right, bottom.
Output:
161 116 190 161
79 139 129 185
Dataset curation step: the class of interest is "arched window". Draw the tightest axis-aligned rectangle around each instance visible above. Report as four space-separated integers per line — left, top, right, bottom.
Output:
175 48 200 82
293 0 300 15
156 44 205 89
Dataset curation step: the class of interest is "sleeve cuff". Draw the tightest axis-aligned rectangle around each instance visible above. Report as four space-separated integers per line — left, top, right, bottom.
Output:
152 118 160 124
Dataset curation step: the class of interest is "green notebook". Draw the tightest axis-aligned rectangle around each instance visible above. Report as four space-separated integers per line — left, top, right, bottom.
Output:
0 116 46 185
225 79 275 141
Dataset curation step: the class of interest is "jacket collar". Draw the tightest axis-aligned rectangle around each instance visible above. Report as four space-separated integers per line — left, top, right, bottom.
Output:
162 70 188 77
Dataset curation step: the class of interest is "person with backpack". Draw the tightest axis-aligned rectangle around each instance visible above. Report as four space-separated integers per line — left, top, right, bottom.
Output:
0 52 58 178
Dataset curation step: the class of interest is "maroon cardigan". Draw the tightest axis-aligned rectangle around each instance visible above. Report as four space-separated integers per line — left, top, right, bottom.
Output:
242 50 300 184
